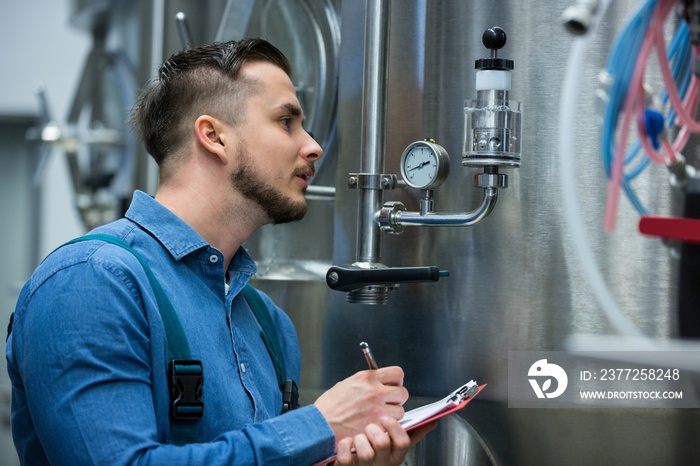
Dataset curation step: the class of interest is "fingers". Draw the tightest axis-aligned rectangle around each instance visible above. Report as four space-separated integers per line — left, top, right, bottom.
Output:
373 366 405 387
314 367 409 441
334 432 380 466
335 437 355 465
335 418 424 466
379 416 411 461
319 364 433 465
363 368 408 406
352 429 376 464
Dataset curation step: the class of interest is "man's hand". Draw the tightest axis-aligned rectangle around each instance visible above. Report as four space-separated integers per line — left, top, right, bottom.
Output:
314 367 408 440
334 417 438 466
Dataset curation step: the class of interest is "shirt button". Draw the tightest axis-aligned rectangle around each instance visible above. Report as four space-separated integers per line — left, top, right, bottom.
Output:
209 254 219 263
240 363 246 373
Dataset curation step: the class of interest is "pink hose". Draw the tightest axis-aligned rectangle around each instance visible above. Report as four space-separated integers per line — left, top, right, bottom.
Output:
604 0 698 231
654 1 700 132
603 4 659 231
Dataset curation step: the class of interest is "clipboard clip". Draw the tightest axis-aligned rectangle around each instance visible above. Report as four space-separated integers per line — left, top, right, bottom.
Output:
449 380 479 403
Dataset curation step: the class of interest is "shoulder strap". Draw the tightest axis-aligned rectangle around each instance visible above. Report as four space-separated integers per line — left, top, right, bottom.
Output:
241 284 298 413
241 284 287 388
61 234 201 444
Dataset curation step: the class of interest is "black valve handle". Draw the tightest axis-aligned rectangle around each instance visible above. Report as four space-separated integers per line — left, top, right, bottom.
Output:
326 264 448 292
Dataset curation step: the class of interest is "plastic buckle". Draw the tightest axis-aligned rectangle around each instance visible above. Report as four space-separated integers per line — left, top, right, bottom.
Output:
281 379 299 414
169 359 204 420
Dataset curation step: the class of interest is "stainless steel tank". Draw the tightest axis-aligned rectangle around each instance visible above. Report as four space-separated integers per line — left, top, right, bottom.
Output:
220 0 700 464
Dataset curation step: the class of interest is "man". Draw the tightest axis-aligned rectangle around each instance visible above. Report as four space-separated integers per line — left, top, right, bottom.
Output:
6 39 434 465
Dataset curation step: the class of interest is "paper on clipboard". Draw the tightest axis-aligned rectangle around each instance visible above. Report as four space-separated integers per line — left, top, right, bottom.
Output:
314 380 485 465
399 379 485 430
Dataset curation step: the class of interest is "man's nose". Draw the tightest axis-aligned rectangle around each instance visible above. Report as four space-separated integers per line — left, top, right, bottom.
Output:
302 131 323 161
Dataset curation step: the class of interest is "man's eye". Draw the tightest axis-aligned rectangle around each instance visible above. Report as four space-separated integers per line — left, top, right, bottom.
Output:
281 118 291 127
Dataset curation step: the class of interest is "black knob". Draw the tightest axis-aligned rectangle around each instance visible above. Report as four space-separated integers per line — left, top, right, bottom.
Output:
475 26 513 71
482 26 507 51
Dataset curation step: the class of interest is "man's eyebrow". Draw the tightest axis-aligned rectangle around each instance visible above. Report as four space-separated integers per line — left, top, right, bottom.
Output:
277 103 303 118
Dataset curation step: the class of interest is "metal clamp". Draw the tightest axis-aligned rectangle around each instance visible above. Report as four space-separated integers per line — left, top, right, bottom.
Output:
474 172 508 189
348 173 398 190
378 201 406 234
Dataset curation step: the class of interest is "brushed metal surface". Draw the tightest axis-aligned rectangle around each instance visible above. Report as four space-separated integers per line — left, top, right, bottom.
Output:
326 0 678 396
317 1 698 465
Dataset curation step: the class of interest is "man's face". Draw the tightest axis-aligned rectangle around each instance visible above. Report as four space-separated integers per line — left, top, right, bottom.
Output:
229 61 323 224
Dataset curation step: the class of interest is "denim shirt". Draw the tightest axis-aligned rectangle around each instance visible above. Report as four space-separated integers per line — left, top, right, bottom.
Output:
6 190 335 465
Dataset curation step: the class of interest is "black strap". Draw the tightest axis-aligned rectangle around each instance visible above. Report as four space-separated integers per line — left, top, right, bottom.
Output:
241 285 287 387
242 284 298 413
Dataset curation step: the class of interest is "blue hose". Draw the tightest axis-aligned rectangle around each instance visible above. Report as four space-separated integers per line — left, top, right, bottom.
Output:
601 0 691 216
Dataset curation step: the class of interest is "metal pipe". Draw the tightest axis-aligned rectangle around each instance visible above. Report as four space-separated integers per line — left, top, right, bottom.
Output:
175 12 194 49
396 188 499 226
305 185 336 201
356 0 391 263
306 185 336 196
215 0 256 42
146 0 166 195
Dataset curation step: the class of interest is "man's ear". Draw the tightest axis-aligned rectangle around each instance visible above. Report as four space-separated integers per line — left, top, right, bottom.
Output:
194 115 232 164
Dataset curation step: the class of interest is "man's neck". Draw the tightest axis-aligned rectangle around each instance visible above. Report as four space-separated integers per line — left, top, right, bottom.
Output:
155 182 265 269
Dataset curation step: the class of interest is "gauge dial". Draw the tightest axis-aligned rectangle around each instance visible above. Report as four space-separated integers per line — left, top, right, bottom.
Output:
399 140 450 190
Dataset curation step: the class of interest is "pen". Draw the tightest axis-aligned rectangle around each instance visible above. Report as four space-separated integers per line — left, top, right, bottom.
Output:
359 341 379 370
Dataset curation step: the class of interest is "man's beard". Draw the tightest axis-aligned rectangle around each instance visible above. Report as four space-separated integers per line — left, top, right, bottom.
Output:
230 144 307 224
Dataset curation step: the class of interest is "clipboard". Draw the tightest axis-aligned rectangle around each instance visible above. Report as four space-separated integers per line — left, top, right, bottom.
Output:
315 380 485 465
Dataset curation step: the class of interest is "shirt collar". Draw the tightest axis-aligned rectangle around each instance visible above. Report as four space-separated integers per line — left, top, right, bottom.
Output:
125 190 210 261
125 190 258 277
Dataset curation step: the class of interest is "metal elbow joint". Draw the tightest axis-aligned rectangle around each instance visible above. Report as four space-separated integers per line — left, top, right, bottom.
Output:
378 171 506 234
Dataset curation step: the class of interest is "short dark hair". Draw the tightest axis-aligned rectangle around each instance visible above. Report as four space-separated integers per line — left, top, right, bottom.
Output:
129 38 291 180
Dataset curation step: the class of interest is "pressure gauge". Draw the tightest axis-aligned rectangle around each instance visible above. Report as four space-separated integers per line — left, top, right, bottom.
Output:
399 139 450 190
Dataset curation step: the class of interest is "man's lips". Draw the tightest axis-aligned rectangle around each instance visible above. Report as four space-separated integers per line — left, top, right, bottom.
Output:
294 166 315 183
